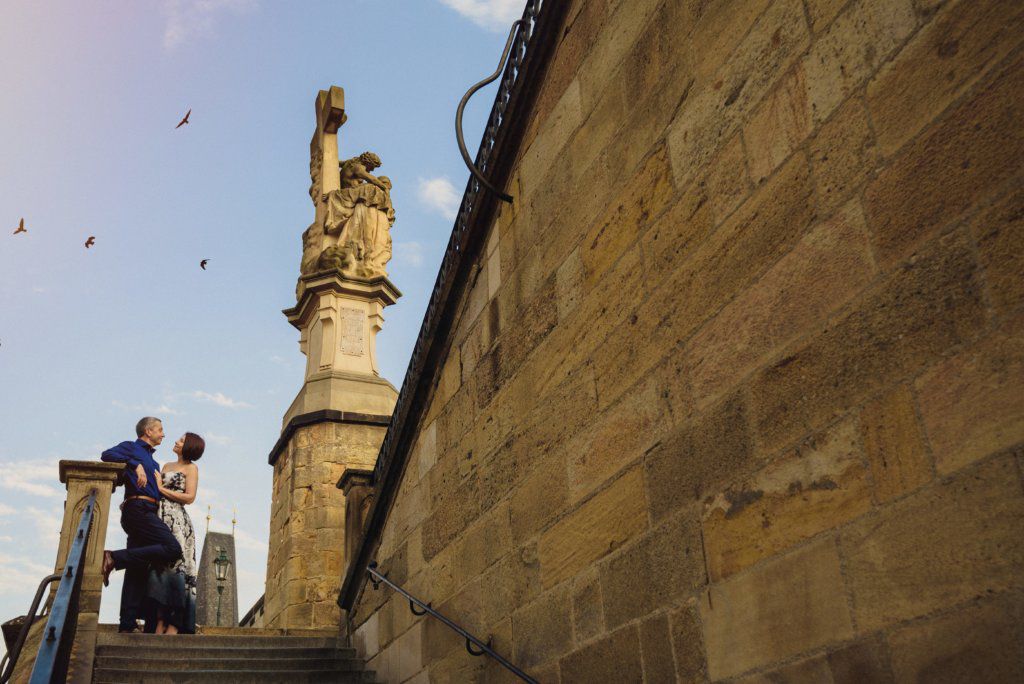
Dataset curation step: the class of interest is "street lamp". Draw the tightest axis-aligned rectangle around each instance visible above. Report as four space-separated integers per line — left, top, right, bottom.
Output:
214 547 231 627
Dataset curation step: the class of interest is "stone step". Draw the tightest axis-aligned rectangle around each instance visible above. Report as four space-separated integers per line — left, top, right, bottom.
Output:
91 669 379 683
94 646 357 660
95 656 366 672
96 632 343 649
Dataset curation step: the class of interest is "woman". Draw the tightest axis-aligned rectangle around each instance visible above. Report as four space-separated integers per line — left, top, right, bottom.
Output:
147 432 203 635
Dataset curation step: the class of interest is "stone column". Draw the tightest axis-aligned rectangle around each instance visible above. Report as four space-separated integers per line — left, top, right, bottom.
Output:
263 273 398 630
9 461 122 684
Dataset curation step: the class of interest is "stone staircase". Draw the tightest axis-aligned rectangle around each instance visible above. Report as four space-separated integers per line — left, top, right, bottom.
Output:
91 627 380 683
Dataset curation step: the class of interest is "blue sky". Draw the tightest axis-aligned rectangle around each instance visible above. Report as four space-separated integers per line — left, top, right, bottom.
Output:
0 0 521 640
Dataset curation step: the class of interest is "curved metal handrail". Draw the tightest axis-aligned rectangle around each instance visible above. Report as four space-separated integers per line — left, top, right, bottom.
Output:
29 489 97 684
455 8 535 203
367 563 538 683
0 573 61 684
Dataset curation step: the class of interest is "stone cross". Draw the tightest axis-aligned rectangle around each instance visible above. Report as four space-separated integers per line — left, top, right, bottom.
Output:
310 86 347 224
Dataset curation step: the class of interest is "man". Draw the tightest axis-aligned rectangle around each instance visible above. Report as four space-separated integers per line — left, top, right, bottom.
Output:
100 416 182 633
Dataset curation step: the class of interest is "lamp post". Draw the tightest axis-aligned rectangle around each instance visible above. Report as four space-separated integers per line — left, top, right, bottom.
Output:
214 547 231 627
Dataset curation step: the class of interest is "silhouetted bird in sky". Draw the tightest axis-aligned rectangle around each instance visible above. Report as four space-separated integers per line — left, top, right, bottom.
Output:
200 259 210 270
175 108 192 129
13 218 26 235
85 236 95 248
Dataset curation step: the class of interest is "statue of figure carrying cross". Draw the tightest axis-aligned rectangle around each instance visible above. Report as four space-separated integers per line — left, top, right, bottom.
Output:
297 86 396 299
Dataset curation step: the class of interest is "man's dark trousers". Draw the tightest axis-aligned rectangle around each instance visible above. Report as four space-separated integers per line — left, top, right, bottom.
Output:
112 499 181 632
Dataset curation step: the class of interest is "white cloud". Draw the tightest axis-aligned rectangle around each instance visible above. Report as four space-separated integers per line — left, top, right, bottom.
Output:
395 241 426 267
25 506 63 545
203 432 233 446
0 503 16 517
417 176 461 221
233 526 268 553
190 391 253 410
112 399 182 416
162 0 257 49
0 553 53 594
438 0 523 31
0 461 63 498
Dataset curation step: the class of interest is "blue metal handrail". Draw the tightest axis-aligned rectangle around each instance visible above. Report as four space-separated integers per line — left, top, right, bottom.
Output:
29 489 97 684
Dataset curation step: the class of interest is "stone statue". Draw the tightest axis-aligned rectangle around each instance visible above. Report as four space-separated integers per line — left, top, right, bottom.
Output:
297 87 397 298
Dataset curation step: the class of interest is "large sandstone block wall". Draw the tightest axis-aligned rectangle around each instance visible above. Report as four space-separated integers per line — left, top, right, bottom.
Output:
350 0 1024 681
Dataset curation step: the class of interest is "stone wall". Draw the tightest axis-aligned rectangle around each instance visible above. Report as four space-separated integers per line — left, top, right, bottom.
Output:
350 0 1024 681
264 420 385 628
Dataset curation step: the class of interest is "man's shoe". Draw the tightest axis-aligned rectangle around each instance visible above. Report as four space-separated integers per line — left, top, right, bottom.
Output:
101 550 115 587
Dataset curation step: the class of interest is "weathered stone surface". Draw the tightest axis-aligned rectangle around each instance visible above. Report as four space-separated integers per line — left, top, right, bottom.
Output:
971 184 1024 317
888 592 1024 683
639 613 675 683
575 0 661 111
645 391 756 522
743 65 811 184
868 0 1024 157
859 383 932 502
916 314 1024 474
667 0 810 189
510 450 569 545
841 455 1024 631
570 567 603 645
559 625 642 683
423 458 480 561
863 51 1024 266
702 538 854 680
670 600 707 683
805 0 848 34
809 97 879 213
598 153 816 409
538 467 648 589
568 373 672 502
683 200 875 407
554 246 582 322
750 228 985 455
580 145 674 291
600 508 705 629
702 417 871 580
519 79 583 202
803 0 917 123
511 584 573 669
734 635 894 683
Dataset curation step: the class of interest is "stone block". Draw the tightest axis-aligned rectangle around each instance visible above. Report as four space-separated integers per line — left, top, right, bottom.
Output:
805 0 848 33
702 417 871 580
803 0 917 123
554 246 583 322
863 51 1024 267
565 68 627 180
474 546 542 629
667 0 809 189
422 471 480 562
569 373 672 502
570 567 603 644
575 0 661 111
841 455 1024 631
559 625 642 683
749 228 985 455
970 184 1024 318
580 145 674 291
519 79 583 202
701 538 854 680
511 584 574 669
416 420 438 480
510 450 569 545
915 314 1024 475
452 500 512 588
683 199 875 408
538 466 648 589
888 592 1024 683
734 635 893 683
600 508 705 629
645 391 756 522
859 383 932 502
810 97 879 213
670 600 707 683
868 0 1024 157
744 64 811 184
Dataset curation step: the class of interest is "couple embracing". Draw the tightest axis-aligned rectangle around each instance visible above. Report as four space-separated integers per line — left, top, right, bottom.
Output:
99 416 204 635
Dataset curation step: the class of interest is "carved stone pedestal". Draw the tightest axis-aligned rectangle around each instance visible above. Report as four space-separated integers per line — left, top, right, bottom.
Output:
263 271 399 629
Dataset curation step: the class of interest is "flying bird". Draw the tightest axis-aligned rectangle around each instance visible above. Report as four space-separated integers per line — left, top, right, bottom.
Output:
200 259 210 270
85 236 95 248
175 108 192 129
13 218 26 235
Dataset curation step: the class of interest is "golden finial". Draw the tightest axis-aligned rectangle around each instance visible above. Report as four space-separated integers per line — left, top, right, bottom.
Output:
231 506 237 536
206 504 212 535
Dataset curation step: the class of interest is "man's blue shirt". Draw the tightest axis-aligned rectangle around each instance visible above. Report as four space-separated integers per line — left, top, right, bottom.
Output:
100 439 162 500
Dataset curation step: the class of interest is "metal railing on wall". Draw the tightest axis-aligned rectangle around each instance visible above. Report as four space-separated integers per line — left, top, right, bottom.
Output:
367 563 538 683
